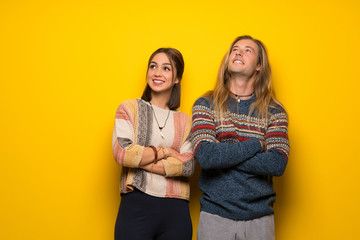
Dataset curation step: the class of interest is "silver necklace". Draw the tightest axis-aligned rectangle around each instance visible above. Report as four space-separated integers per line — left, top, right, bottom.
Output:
149 102 170 139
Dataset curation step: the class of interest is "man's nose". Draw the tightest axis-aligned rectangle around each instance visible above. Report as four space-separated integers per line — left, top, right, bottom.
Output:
236 50 243 56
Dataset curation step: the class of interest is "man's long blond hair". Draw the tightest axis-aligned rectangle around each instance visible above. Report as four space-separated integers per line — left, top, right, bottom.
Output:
208 35 282 124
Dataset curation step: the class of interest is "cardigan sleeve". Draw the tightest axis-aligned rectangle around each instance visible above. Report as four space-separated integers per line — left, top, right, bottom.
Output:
191 97 262 170
112 101 144 168
162 114 195 177
237 111 290 176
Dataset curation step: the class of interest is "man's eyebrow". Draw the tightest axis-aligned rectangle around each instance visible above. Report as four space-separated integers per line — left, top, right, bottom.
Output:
245 46 256 51
232 45 256 51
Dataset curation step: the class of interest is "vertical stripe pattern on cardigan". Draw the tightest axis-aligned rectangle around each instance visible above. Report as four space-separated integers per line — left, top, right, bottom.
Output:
112 99 195 200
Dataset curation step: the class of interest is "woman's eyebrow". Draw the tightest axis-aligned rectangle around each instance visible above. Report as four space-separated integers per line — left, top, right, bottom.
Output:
151 61 171 66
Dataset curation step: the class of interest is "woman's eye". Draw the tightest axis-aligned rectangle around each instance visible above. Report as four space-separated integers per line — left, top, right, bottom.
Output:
149 65 156 69
164 67 171 71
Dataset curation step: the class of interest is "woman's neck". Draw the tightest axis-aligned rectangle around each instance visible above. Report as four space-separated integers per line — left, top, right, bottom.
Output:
149 93 170 109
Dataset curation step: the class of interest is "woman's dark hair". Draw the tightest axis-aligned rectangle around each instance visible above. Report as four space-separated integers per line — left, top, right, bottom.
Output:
141 48 184 110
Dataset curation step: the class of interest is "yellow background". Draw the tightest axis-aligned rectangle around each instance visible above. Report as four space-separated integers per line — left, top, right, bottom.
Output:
1 0 359 239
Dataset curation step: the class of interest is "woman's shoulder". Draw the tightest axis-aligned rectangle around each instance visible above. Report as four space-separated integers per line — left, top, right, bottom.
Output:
121 98 136 104
116 99 141 113
119 98 148 107
173 109 190 119
172 110 192 129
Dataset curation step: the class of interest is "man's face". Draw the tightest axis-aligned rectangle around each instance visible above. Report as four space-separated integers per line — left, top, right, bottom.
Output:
228 39 261 77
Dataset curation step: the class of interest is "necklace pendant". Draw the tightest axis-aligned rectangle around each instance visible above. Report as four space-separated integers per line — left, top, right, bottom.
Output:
149 103 171 139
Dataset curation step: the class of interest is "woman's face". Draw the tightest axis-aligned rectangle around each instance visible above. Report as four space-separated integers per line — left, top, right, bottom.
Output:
147 53 179 95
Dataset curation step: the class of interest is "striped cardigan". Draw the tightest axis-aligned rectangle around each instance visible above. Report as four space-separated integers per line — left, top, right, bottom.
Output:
112 99 195 200
191 95 290 220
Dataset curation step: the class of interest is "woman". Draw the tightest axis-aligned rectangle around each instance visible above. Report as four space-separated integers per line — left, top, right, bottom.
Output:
112 48 194 240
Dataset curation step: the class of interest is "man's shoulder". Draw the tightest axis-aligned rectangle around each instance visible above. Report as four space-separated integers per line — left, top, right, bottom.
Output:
269 100 287 115
193 96 212 108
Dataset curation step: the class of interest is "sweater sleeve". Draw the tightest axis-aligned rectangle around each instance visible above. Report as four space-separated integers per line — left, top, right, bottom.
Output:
112 101 144 168
191 97 262 170
237 112 290 176
162 114 195 177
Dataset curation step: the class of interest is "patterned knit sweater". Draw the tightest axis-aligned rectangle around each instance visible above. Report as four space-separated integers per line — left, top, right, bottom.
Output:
112 99 195 200
191 95 289 220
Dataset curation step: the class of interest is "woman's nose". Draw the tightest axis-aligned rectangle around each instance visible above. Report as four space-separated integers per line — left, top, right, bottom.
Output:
154 68 162 76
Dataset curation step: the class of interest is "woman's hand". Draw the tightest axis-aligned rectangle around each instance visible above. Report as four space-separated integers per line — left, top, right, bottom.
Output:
140 160 165 175
139 146 158 166
158 147 179 159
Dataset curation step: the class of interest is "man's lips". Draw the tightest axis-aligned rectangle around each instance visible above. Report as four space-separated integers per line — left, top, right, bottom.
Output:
233 59 244 64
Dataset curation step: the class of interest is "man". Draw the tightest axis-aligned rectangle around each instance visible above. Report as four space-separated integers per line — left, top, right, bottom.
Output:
191 35 290 240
